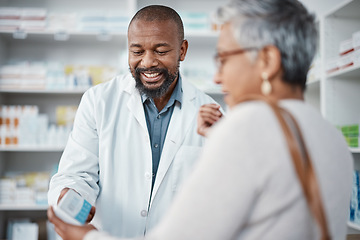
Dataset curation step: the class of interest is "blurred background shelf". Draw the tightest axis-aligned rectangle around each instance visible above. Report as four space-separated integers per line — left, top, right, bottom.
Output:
0 205 48 211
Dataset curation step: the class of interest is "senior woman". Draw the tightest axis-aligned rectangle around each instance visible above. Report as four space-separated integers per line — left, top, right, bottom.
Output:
48 0 353 239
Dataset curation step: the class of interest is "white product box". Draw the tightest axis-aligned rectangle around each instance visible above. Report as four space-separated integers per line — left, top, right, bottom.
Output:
325 57 340 73
353 30 360 50
338 51 354 69
53 189 92 225
339 38 354 55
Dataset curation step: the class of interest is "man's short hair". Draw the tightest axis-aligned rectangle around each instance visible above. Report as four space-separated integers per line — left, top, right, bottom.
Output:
129 5 185 44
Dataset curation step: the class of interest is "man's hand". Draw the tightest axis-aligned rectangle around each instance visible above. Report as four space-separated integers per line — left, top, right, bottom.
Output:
47 206 96 240
58 188 96 223
197 104 223 137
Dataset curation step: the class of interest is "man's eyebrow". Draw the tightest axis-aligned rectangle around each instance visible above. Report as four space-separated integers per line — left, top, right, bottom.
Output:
130 43 142 48
129 43 171 48
154 43 171 48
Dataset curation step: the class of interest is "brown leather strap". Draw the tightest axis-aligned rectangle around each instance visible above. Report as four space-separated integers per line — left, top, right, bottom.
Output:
237 95 331 240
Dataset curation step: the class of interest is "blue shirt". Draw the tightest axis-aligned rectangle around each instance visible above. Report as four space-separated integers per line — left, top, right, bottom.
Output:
142 76 183 190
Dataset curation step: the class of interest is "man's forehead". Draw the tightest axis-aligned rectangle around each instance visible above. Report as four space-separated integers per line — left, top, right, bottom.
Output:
128 19 175 31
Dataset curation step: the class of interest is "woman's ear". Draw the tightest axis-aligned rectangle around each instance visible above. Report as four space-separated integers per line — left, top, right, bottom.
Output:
258 45 282 81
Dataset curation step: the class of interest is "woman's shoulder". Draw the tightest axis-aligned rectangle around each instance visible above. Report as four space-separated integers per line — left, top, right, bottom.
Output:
228 101 276 124
209 100 279 141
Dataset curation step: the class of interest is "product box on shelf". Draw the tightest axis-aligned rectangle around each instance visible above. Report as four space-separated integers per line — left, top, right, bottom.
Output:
7 219 39 240
0 7 21 19
20 8 47 21
78 11 129 33
0 105 73 147
325 57 339 74
354 48 360 66
0 7 47 31
340 124 359 148
338 37 355 69
0 62 118 90
339 38 354 56
180 11 211 33
0 172 50 206
0 62 47 90
341 124 359 137
353 30 360 50
338 51 354 69
350 171 360 224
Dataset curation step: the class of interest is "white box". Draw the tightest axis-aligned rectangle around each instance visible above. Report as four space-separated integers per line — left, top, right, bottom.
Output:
12 222 39 240
353 30 360 50
339 38 354 55
338 51 354 69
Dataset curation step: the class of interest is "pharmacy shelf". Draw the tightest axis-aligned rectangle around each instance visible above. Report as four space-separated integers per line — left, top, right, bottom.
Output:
0 204 48 211
0 146 64 152
348 221 360 231
326 0 360 19
350 148 360 153
0 29 218 44
327 65 360 79
185 31 218 38
0 30 127 43
0 88 87 94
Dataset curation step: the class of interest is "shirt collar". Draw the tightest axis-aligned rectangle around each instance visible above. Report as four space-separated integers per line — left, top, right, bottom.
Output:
141 74 183 108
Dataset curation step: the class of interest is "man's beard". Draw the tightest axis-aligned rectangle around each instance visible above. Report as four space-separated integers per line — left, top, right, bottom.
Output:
132 66 179 99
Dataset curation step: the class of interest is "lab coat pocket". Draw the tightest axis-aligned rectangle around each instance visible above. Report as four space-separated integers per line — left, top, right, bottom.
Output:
172 145 202 192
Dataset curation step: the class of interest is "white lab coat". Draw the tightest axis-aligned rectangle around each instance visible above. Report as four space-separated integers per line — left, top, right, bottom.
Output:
48 73 219 238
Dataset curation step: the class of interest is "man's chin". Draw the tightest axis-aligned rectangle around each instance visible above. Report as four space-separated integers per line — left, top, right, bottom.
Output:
142 81 164 90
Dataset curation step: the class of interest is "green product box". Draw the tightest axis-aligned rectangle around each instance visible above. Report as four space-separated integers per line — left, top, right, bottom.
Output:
342 124 359 137
345 137 359 148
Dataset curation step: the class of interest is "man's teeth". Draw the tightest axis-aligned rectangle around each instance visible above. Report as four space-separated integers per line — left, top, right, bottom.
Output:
143 72 160 78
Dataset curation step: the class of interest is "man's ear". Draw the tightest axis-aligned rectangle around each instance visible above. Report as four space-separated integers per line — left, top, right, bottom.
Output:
179 39 188 61
258 45 282 81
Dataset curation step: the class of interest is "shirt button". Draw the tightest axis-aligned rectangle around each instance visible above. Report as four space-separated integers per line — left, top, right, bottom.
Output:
141 210 148 217
145 172 151 180
154 143 159 148
157 115 160 119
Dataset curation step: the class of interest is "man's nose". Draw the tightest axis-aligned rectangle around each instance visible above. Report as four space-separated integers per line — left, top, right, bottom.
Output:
141 52 159 68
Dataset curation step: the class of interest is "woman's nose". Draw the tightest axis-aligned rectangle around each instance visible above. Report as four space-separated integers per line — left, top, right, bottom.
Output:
213 72 222 85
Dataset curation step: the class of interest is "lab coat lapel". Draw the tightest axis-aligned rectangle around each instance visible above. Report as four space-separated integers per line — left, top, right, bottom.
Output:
151 80 197 200
126 81 148 136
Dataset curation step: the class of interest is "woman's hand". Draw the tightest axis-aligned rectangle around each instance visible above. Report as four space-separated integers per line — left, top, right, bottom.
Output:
47 206 97 240
197 104 223 137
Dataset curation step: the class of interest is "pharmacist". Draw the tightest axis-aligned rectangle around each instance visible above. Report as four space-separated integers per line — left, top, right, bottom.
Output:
47 5 222 238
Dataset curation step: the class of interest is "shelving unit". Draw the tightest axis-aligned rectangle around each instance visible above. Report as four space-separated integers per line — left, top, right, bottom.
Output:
351 148 360 154
0 146 64 152
307 0 360 233
1 0 358 238
0 205 48 211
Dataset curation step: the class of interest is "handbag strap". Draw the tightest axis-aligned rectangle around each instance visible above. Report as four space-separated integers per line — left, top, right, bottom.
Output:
237 95 331 240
